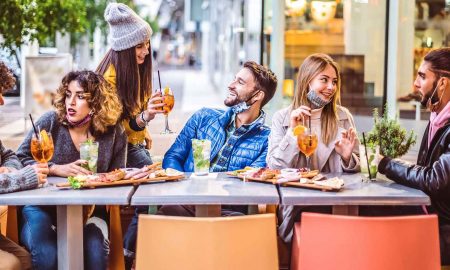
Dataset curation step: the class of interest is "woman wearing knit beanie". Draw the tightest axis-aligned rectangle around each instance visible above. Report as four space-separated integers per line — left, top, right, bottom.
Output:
96 3 162 269
97 3 163 171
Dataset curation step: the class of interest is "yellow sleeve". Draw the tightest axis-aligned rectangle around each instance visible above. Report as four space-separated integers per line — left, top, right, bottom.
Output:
103 65 117 88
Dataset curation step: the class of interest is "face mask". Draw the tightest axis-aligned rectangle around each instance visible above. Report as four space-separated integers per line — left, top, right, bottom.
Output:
423 78 442 112
306 86 331 108
66 110 93 127
230 90 261 114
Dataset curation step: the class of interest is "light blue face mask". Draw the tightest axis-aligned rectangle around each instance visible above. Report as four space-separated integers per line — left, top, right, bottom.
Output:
306 86 331 108
230 90 261 114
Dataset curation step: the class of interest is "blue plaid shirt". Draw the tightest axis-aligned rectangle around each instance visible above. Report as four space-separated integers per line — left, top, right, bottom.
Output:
210 112 264 172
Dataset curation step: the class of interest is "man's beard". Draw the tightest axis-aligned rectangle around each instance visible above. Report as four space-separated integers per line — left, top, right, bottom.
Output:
224 91 248 107
420 80 439 107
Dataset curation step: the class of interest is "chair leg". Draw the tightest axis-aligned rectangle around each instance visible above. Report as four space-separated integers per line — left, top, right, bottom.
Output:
6 206 18 244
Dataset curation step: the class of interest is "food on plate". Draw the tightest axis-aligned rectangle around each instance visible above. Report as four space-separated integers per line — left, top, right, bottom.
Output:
229 166 258 176
153 169 167 177
313 177 344 189
165 168 184 176
68 169 125 189
148 168 184 178
299 170 319 178
244 168 280 180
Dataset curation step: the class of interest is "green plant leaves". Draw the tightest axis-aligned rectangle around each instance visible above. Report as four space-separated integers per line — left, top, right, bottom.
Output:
364 107 417 158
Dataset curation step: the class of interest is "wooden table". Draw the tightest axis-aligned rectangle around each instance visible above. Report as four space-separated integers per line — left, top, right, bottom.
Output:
279 173 431 215
131 172 280 217
0 177 134 270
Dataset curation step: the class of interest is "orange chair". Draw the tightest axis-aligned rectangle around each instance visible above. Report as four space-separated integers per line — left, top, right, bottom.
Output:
135 213 278 270
291 212 440 270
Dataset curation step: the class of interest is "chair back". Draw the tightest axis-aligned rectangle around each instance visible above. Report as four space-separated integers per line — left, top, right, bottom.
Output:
136 213 278 270
292 212 440 270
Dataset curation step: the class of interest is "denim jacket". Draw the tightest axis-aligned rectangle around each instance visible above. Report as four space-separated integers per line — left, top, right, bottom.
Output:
163 108 270 172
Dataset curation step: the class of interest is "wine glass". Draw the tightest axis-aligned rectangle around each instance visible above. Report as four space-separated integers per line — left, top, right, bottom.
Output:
31 131 54 186
31 132 54 163
297 127 318 171
160 87 175 134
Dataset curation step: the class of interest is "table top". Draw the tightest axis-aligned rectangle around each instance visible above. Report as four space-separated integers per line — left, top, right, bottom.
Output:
131 173 280 205
280 173 431 206
0 177 135 205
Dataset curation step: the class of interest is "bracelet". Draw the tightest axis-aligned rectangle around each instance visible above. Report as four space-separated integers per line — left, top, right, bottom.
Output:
140 112 149 126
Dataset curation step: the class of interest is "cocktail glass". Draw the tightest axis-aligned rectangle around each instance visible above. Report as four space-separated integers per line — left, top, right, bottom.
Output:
192 139 211 176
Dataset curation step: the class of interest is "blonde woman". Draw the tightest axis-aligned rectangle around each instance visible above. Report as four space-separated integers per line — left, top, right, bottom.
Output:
267 53 360 245
17 70 126 270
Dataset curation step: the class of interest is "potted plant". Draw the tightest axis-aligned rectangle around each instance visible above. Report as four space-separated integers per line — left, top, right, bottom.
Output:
360 107 417 179
366 107 417 158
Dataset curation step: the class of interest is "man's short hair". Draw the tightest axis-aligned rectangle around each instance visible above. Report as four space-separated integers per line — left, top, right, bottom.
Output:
424 47 450 78
243 61 277 107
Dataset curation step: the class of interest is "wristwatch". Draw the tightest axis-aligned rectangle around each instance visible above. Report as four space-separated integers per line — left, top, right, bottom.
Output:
140 111 149 126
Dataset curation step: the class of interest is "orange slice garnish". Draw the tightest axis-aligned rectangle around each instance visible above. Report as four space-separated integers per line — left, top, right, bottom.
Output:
40 130 50 147
293 125 307 136
164 87 170 95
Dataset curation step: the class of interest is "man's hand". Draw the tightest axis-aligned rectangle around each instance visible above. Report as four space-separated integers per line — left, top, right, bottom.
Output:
49 160 92 177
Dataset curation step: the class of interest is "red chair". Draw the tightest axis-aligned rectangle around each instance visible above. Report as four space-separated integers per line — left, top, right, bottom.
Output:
291 212 440 270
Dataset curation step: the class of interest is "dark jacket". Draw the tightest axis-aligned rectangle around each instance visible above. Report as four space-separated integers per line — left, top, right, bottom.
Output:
163 107 270 172
378 120 450 224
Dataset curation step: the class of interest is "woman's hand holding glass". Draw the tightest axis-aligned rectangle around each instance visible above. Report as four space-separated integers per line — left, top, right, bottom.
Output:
334 127 357 166
31 163 49 185
289 105 311 128
142 92 165 122
49 159 92 177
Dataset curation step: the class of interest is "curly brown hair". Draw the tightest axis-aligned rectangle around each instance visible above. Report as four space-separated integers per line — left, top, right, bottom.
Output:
54 70 123 135
0 61 16 94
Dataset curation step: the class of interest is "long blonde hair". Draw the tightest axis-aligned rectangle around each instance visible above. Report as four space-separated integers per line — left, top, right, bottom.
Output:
292 53 341 145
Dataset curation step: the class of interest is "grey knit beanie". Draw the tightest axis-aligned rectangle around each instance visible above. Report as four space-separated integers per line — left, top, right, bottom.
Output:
105 3 153 51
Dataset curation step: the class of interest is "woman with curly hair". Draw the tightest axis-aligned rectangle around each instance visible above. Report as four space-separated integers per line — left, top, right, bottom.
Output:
16 70 127 270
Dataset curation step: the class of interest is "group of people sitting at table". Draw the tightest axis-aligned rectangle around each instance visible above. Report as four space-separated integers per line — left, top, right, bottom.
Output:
0 2 449 270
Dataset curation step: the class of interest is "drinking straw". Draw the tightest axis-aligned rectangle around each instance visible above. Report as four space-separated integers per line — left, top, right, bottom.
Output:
362 132 372 179
308 101 311 132
157 70 162 92
29 114 39 139
308 101 312 146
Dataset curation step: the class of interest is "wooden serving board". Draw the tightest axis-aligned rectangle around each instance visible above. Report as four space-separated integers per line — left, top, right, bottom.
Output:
56 175 184 189
226 173 341 192
280 181 341 191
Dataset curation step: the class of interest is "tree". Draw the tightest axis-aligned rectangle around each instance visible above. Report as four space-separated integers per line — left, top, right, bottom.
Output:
0 0 88 51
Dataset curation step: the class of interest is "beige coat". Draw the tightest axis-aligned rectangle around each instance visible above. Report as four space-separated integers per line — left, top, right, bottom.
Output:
267 105 360 173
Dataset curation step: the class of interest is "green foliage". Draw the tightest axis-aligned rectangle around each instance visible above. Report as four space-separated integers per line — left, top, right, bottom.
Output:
0 0 156 51
0 0 88 50
68 176 83 189
364 106 417 158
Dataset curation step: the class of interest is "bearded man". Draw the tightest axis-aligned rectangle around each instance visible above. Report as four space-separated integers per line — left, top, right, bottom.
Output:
163 61 278 172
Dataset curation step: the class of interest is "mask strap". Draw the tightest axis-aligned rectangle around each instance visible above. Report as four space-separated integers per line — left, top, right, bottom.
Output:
245 89 261 106
428 77 443 111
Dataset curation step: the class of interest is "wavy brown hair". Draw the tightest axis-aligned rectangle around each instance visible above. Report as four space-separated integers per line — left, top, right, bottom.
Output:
54 70 123 136
96 42 152 119
292 53 341 145
0 61 16 94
